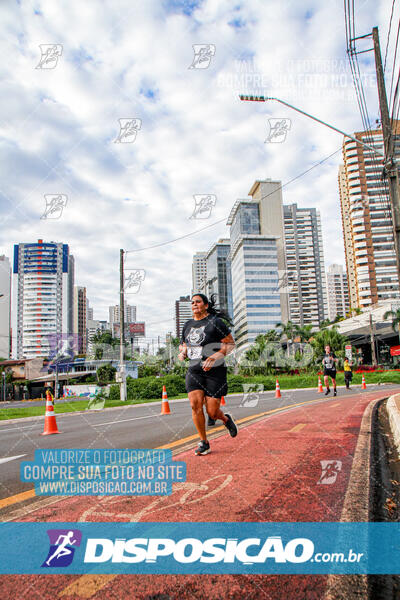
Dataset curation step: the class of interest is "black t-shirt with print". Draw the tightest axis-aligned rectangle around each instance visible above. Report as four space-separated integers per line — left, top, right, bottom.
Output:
181 315 231 372
322 351 337 371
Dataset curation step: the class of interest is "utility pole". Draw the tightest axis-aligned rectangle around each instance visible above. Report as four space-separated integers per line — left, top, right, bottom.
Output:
372 26 400 282
369 313 377 366
119 249 126 402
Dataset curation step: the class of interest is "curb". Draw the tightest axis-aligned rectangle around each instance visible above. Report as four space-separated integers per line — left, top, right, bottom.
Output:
323 397 379 600
386 394 400 453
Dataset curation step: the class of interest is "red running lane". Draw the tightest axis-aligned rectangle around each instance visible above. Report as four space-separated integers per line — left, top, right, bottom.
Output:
0 389 394 600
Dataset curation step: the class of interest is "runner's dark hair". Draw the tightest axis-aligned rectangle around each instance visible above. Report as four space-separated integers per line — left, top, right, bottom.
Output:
191 293 233 326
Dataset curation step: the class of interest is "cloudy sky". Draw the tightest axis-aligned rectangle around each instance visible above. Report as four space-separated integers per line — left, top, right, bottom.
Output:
0 0 398 347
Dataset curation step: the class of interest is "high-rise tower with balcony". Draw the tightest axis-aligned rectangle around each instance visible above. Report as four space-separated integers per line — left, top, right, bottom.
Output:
12 240 74 358
339 125 400 308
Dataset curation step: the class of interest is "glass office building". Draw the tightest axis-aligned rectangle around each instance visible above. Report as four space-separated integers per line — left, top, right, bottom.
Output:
228 201 282 349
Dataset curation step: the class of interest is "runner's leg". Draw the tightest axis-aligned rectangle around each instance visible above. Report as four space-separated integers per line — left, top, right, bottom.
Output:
324 375 330 391
205 396 227 423
189 390 207 441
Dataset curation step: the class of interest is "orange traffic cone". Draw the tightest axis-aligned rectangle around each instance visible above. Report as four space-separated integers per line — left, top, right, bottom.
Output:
361 374 367 390
220 396 226 406
161 385 171 414
275 378 282 398
318 375 323 393
41 390 60 435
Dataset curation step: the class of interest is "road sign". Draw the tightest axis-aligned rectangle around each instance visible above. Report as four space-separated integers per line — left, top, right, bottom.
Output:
345 345 352 360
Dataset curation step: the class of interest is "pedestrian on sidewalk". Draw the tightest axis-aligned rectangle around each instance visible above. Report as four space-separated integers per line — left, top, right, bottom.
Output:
322 344 338 396
344 357 353 389
178 293 237 455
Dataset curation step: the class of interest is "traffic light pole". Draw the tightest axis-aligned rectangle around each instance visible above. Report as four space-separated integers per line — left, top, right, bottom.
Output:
372 26 400 283
119 248 126 402
239 95 385 158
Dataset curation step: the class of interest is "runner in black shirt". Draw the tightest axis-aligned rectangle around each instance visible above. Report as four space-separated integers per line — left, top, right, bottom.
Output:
179 293 237 455
322 344 338 396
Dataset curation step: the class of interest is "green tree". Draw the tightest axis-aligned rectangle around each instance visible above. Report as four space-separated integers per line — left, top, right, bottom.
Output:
320 319 332 329
294 324 314 342
275 320 296 356
384 308 400 342
96 363 117 384
310 326 349 367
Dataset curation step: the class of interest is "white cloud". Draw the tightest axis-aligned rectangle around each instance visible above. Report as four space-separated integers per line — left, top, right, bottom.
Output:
0 0 396 344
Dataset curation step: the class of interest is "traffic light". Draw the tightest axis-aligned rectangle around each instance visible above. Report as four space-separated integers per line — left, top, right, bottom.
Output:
239 95 266 102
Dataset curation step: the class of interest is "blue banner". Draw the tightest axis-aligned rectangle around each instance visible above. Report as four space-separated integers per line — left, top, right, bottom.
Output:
0 522 399 574
20 449 186 496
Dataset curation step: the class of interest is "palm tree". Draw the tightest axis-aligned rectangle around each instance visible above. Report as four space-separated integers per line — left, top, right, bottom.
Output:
275 320 296 356
384 308 400 343
294 324 314 342
264 329 279 342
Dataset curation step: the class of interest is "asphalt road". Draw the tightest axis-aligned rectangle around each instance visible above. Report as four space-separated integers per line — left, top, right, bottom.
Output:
0 383 398 502
0 384 396 599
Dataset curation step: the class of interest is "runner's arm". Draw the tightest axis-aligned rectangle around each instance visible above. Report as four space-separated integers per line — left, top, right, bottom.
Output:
202 334 235 370
178 342 187 361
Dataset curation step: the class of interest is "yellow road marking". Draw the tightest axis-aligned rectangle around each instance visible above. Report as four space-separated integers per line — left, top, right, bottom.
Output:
0 395 336 512
57 393 361 598
0 489 35 510
331 403 341 408
59 575 116 598
288 423 306 433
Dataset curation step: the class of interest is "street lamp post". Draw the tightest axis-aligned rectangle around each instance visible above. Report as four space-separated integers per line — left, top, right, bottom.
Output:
239 95 385 158
239 93 400 282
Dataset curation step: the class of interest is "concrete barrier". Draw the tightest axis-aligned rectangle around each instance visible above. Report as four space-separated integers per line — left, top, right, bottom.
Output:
387 393 400 452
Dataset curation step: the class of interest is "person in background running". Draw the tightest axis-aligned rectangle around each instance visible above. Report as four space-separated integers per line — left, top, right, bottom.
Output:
343 357 353 389
178 293 237 456
322 344 338 396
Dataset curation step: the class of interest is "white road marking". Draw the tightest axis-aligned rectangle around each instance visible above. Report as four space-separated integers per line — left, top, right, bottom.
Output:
0 454 27 465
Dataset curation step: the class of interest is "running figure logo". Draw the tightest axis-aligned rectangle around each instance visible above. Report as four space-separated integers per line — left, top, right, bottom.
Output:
189 195 216 219
125 269 146 293
188 45 216 69
265 118 291 143
317 460 342 485
114 118 142 143
42 529 82 568
41 194 68 219
36 44 63 69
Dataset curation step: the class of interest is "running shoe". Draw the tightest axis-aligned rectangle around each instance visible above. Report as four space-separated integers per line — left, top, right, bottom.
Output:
207 416 216 427
195 441 210 455
333 390 337 396
224 413 238 437
325 389 330 396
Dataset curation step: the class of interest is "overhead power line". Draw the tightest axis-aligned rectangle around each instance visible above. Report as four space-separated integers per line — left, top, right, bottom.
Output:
124 147 342 255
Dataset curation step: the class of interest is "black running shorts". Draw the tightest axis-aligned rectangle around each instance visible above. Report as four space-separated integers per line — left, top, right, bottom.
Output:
323 368 337 379
185 368 228 399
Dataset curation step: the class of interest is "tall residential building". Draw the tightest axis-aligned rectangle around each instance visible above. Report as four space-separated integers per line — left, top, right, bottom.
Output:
0 256 11 359
175 295 192 338
192 252 207 295
86 298 93 321
108 303 136 325
204 239 233 318
12 240 74 359
326 264 350 321
339 124 400 308
283 204 327 327
227 179 288 349
73 286 87 354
